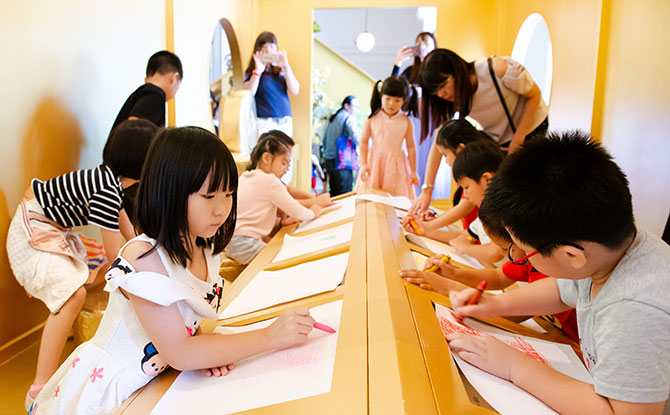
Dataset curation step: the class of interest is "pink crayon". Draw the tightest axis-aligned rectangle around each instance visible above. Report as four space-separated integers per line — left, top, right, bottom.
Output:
313 322 336 333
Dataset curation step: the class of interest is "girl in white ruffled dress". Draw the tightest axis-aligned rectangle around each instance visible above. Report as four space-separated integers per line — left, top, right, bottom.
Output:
29 126 316 415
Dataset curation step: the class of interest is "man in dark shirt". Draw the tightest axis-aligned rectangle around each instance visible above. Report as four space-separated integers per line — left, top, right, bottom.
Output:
111 50 183 131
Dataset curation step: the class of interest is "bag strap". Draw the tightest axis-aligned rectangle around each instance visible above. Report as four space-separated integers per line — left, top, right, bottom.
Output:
488 57 516 134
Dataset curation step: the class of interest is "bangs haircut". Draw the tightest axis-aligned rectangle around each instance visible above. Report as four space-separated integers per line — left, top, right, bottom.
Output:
452 140 504 182
480 130 636 254
103 119 158 180
136 126 238 267
419 49 475 143
435 119 493 151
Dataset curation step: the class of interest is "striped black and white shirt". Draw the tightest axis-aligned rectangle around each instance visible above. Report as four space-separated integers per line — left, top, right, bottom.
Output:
32 164 124 231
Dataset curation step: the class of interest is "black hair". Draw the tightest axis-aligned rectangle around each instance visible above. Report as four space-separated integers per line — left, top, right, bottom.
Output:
479 130 636 254
407 32 438 85
435 119 493 151
247 130 294 171
369 76 416 118
244 31 281 80
329 95 356 123
419 49 476 142
452 139 504 182
135 126 238 267
477 200 512 244
103 119 158 180
146 50 183 80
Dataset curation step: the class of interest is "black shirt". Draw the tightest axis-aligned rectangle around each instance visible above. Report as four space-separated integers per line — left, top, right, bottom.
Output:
111 83 166 131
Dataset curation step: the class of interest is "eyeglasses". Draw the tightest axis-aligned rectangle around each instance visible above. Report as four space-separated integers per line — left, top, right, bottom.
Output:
507 242 585 266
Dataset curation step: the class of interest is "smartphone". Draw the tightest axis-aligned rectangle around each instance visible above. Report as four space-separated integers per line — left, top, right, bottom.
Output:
261 53 280 64
409 45 421 56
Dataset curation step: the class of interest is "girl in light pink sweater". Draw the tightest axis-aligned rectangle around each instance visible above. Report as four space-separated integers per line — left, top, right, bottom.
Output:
225 131 322 263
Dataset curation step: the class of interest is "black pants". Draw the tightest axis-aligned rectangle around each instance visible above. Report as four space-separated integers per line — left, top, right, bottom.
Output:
500 117 549 149
324 158 353 196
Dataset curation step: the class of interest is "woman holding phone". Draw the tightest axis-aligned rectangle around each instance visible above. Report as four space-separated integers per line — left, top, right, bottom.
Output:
243 31 300 140
391 32 437 84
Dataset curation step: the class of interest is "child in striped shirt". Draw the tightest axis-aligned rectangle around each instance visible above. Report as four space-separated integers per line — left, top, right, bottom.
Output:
6 119 157 409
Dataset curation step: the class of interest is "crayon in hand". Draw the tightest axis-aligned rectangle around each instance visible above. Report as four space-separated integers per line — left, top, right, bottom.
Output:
425 255 451 273
409 218 423 235
313 322 336 333
456 280 488 323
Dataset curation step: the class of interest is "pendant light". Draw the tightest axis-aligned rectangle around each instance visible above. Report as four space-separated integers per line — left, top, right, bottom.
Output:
356 9 375 52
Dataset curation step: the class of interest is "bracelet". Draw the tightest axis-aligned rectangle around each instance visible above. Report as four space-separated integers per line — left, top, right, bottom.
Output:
252 70 262 77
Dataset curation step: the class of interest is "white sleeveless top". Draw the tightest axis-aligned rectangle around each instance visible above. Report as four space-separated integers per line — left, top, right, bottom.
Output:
469 56 549 145
30 235 224 415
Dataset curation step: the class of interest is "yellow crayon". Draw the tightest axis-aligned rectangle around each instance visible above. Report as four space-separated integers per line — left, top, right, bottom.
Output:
425 255 451 273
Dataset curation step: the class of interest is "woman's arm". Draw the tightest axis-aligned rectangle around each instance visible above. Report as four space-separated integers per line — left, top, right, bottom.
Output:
491 57 542 154
243 51 265 95
408 137 442 215
118 209 135 241
279 50 300 95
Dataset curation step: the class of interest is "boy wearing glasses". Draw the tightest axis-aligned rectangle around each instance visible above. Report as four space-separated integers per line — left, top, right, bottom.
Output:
448 131 669 414
400 193 579 342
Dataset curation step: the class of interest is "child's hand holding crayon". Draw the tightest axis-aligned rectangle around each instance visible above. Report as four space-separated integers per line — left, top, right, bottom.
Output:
422 254 455 277
266 308 315 350
448 285 498 320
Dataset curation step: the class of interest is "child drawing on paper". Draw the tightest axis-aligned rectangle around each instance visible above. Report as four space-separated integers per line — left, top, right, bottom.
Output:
28 127 317 414
438 310 549 366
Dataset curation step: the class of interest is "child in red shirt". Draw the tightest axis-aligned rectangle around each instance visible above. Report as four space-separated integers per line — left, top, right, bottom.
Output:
400 202 579 342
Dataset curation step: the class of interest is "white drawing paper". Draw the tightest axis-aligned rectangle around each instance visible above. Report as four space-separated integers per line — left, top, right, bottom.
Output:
293 197 356 233
219 253 349 319
152 300 343 415
273 222 353 263
405 232 485 269
434 303 591 415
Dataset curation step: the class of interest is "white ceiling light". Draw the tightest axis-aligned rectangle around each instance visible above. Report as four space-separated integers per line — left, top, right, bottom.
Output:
356 9 375 52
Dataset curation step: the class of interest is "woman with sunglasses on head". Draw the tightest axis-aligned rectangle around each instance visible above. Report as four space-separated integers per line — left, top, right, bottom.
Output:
408 48 549 217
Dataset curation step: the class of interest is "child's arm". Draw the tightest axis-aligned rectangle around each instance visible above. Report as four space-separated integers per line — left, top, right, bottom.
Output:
269 180 321 221
100 228 123 262
400 257 513 295
358 119 372 183
449 234 504 264
118 209 136 241
424 256 514 290
404 118 419 184
122 243 315 371
450 276 572 319
446 333 648 414
287 185 331 207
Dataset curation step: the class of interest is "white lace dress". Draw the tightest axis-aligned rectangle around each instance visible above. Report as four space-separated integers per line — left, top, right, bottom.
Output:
29 235 224 415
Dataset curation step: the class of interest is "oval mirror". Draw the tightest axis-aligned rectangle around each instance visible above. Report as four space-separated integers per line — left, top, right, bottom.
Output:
209 18 256 155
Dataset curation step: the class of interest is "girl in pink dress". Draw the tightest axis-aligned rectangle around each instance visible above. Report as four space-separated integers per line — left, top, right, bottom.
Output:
355 76 418 199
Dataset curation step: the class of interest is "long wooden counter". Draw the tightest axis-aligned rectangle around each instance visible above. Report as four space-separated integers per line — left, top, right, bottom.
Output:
117 192 579 414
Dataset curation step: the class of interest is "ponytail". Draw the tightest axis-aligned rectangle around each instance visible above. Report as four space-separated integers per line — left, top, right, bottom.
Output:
247 130 294 171
369 80 383 118
329 95 356 123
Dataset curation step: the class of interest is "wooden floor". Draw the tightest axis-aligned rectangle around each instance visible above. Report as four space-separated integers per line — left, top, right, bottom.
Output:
0 338 76 414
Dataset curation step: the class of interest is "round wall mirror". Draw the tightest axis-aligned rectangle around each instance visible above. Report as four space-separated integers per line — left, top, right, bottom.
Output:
511 13 553 104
